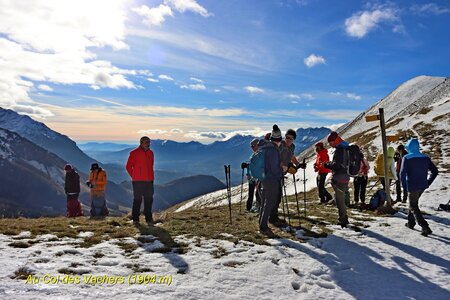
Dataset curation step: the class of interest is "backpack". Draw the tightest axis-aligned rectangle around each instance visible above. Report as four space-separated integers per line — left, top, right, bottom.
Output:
347 144 362 177
91 195 109 217
67 198 83 217
369 189 386 210
249 148 266 181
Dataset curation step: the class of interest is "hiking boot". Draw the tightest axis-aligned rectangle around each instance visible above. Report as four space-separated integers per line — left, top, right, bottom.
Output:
259 228 276 237
338 221 349 228
421 227 432 237
405 222 415 230
402 199 407 203
132 220 140 226
146 220 154 226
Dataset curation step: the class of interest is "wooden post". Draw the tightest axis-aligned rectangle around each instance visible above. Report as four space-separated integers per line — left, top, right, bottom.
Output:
378 108 392 207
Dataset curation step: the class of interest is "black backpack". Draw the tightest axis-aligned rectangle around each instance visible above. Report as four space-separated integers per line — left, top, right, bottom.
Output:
347 144 362 177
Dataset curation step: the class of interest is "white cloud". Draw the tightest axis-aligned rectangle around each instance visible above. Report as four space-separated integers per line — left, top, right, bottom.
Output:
301 93 314 100
214 89 221 93
286 93 301 99
291 100 299 104
328 122 346 131
164 0 212 17
37 84 53 92
158 74 174 81
411 3 450 15
180 83 206 90
244 86 265 94
304 54 326 68
137 129 168 135
147 77 159 83
170 128 184 133
132 4 173 26
0 0 148 117
345 7 398 38
190 77 203 83
346 93 361 100
8 104 54 119
184 127 266 141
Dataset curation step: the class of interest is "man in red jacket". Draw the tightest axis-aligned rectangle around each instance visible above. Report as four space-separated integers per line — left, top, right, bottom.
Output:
313 142 333 204
126 136 155 225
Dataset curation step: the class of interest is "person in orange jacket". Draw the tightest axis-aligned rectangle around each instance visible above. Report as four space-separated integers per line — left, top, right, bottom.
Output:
313 142 333 204
126 136 155 225
87 163 108 217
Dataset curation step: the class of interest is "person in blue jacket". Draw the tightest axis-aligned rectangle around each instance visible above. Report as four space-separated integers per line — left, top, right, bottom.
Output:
400 138 438 236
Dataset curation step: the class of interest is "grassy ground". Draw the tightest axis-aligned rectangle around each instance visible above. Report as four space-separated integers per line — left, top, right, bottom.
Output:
0 184 384 254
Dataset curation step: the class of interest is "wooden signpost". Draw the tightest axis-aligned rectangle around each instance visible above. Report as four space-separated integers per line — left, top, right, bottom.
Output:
365 108 396 210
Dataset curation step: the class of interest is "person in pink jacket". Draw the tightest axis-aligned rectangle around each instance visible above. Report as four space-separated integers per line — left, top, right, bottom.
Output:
126 136 155 225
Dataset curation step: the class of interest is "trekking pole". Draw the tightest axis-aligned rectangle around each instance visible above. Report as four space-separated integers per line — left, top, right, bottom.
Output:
303 158 307 218
366 178 380 195
293 174 301 226
224 165 232 224
282 177 291 228
240 168 244 213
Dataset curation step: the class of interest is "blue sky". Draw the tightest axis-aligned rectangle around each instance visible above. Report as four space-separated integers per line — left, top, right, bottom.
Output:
0 0 449 143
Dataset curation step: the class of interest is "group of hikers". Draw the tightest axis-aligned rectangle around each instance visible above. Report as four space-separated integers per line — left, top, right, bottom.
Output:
63 129 439 238
63 136 155 225
243 125 439 237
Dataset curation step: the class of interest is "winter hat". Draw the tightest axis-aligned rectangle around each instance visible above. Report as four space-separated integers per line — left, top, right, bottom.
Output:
387 146 395 159
270 124 282 142
327 131 339 143
285 129 296 140
264 132 271 141
64 164 73 171
250 138 259 147
90 163 99 170
397 144 405 151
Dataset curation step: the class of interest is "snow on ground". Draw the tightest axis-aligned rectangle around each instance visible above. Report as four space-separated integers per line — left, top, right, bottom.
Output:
1 172 449 299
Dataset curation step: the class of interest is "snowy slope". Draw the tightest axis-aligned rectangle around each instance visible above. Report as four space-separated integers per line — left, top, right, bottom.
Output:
1 173 449 299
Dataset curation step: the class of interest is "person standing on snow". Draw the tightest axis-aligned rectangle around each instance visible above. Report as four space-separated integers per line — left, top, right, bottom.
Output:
374 147 398 192
313 142 333 204
323 132 350 228
246 138 261 212
394 144 408 203
401 138 438 236
126 136 155 226
353 151 370 206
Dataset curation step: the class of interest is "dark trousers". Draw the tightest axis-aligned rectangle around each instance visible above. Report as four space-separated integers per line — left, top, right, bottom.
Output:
247 181 261 211
353 176 368 203
379 177 392 190
331 181 349 225
407 190 429 229
132 181 154 223
260 179 281 231
317 173 332 203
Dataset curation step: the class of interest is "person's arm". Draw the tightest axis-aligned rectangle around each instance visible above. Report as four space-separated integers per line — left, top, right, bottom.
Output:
400 157 407 190
391 161 398 180
427 158 439 188
291 155 300 166
126 152 135 178
75 173 80 194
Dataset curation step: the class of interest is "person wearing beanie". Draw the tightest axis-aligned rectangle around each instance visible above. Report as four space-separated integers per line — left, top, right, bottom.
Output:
401 138 438 236
313 142 333 204
284 129 302 168
259 125 283 236
394 144 408 203
323 131 350 228
64 163 83 217
87 162 109 217
246 139 262 212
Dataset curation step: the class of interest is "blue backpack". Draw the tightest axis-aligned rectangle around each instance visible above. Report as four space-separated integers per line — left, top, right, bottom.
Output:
249 149 266 181
369 189 386 210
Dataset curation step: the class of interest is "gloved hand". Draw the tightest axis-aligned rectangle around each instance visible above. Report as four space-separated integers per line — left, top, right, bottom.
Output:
241 162 249 169
298 163 307 169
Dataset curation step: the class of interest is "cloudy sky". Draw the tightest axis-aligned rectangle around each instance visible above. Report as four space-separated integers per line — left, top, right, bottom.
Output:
1 0 449 143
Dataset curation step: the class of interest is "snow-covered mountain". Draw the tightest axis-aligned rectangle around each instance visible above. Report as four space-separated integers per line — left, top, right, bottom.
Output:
81 128 330 185
0 108 98 175
177 75 450 211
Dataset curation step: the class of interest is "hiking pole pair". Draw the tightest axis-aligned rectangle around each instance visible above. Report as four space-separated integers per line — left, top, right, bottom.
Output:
239 163 247 213
366 178 380 195
224 165 232 224
302 158 307 218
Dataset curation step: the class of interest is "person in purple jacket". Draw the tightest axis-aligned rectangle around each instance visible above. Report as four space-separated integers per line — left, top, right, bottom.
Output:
400 138 438 236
